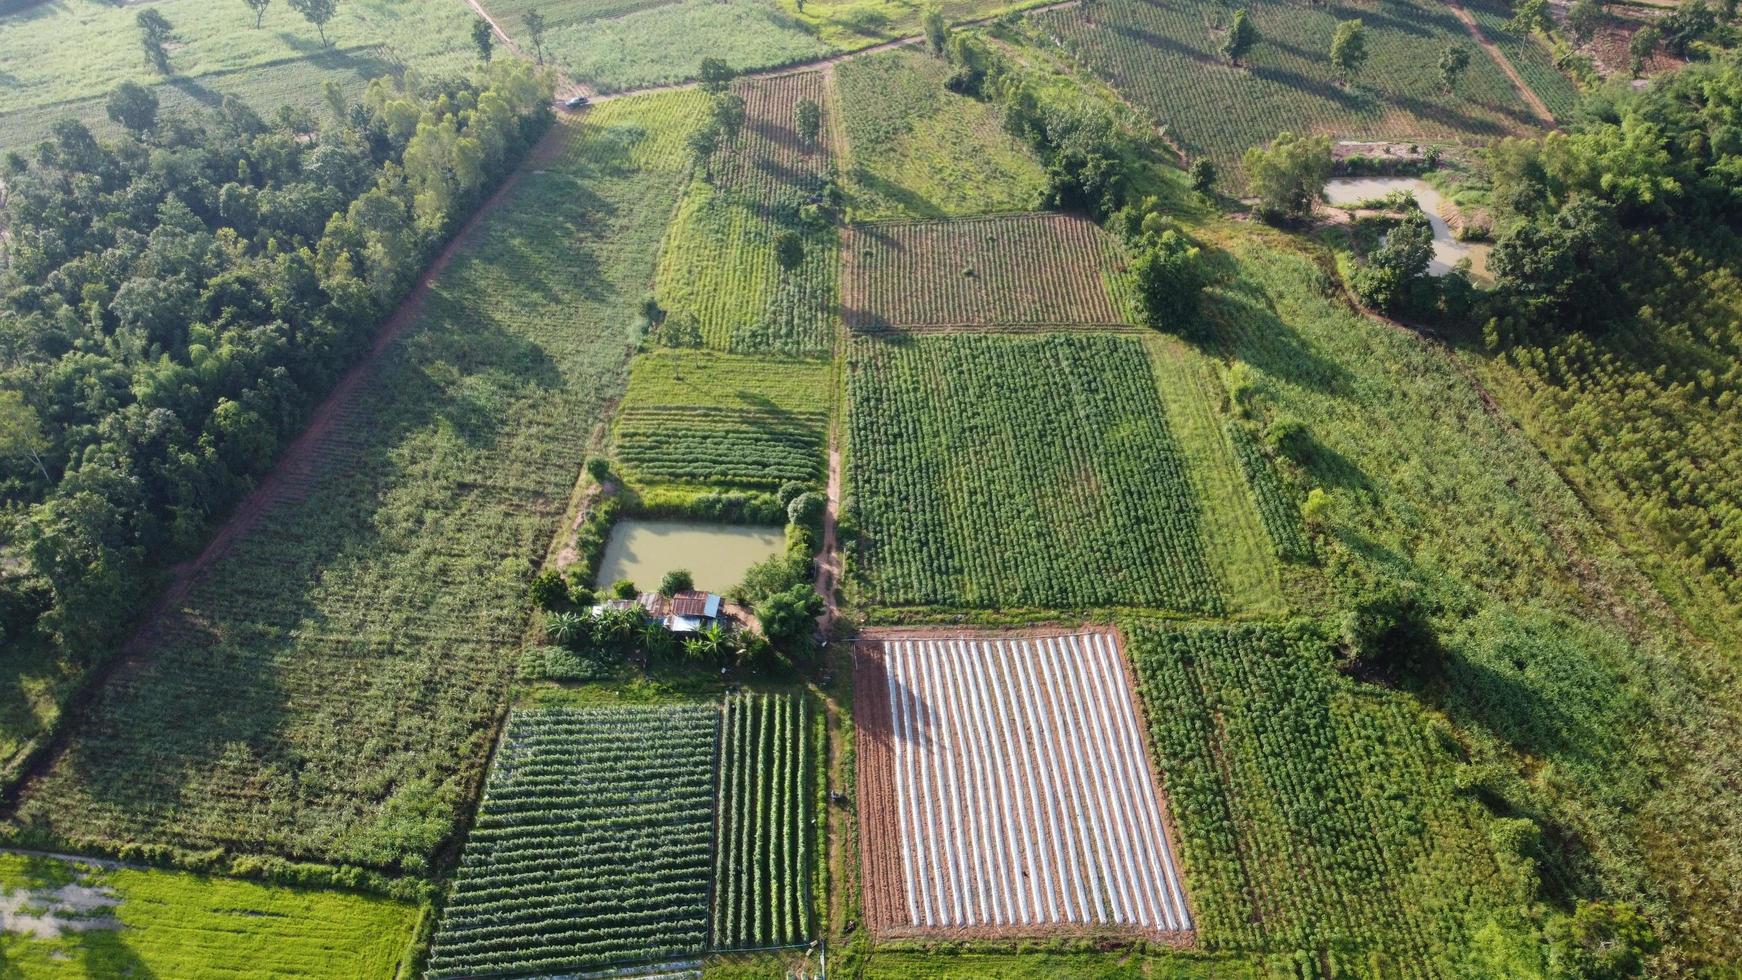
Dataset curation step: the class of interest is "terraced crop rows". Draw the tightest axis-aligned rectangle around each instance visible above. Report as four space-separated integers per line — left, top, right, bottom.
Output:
426 706 719 979
1225 422 1313 563
846 333 1222 611
713 694 814 950
843 213 1131 331
855 631 1192 936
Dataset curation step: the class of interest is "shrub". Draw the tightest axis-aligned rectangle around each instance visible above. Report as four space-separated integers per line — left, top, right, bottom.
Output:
1265 416 1312 460
585 456 612 483
1130 230 1205 333
755 584 824 654
659 569 694 596
529 570 570 610
1189 158 1217 195
1337 581 1437 678
787 490 826 529
611 578 638 600
730 554 811 605
776 481 810 508
1244 131 1332 224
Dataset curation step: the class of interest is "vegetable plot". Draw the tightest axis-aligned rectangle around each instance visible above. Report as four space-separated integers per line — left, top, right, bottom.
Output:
854 631 1193 937
426 706 719 979
712 694 815 950
846 333 1223 612
843 213 1132 331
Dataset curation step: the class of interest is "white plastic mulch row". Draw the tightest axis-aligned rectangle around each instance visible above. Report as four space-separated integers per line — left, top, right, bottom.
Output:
881 633 1192 933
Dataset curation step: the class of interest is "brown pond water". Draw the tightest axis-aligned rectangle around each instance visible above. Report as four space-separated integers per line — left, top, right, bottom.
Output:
595 519 786 593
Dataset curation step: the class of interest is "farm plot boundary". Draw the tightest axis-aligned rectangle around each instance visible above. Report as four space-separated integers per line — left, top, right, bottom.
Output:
842 212 1134 332
852 627 1195 942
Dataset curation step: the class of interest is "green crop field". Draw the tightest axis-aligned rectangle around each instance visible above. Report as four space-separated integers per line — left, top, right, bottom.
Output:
614 350 832 494
427 705 718 978
5 92 708 871
845 332 1223 612
538 0 832 94
0 852 417 978
713 693 815 950
0 0 476 153
656 71 838 354
1462 0 1587 121
1033 0 1551 176
835 46 1050 220
1126 621 1525 972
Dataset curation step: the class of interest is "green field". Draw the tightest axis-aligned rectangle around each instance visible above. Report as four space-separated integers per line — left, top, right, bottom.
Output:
0 852 418 978
614 350 832 494
427 705 718 978
5 92 708 871
845 332 1224 612
836 46 1049 220
655 72 838 354
1462 0 1587 120
0 0 476 152
1033 0 1551 175
539 0 832 93
713 693 814 950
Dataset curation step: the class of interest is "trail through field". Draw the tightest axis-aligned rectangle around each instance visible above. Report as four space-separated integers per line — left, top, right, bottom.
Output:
815 441 842 633
574 0 1083 104
117 123 569 658
1447 0 1558 126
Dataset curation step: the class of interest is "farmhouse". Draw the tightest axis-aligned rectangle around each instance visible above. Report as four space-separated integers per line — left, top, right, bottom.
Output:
593 590 725 633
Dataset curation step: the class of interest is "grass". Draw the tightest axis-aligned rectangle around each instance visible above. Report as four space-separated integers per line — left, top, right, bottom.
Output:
613 350 833 494
1033 0 1553 177
835 46 1049 220
4 92 708 871
845 332 1223 612
0 852 418 978
0 0 475 153
541 0 832 94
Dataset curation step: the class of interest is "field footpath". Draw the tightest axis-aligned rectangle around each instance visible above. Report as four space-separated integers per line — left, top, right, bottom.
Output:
815 441 843 634
1447 0 1559 126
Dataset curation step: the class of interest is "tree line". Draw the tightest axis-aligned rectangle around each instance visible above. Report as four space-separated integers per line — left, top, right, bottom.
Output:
0 61 553 663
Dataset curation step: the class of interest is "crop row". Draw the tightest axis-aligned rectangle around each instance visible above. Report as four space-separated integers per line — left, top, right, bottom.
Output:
1125 622 1517 971
712 693 814 949
1033 0 1545 177
425 705 719 979
843 213 1130 331
846 333 1224 611
613 408 826 490
8 95 709 868
1224 422 1313 563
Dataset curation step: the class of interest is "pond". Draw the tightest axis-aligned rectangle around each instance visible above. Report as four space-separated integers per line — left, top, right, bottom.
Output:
1323 177 1491 281
595 519 787 593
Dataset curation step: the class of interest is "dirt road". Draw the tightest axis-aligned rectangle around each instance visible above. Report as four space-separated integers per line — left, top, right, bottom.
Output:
814 442 843 633
1447 0 1558 127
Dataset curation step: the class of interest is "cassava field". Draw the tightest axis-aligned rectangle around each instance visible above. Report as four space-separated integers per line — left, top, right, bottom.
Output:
3 0 1741 975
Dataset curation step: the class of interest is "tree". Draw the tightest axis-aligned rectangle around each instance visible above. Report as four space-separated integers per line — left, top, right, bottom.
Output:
1189 158 1217 195
1566 0 1604 43
795 98 821 146
529 569 570 609
659 569 694 596
610 578 638 600
1439 43 1471 94
1243 131 1332 223
1351 211 1435 313
1490 197 1625 331
137 9 175 74
1337 581 1436 678
1330 19 1368 83
1508 0 1552 34
0 390 50 482
1629 25 1659 75
756 584 824 651
288 0 337 46
524 10 546 65
730 554 810 606
1130 230 1205 332
774 231 805 272
105 81 159 134
1545 901 1660 978
471 18 494 62
699 57 735 94
243 0 272 29
1221 9 1257 65
923 6 949 54
711 93 747 140
787 490 825 528
688 123 720 164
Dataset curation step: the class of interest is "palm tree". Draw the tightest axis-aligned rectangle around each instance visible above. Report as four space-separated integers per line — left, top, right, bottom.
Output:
638 619 673 659
600 607 639 646
696 623 736 665
683 636 709 661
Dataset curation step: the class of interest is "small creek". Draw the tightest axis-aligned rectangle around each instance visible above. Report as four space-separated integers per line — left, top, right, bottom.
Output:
1324 177 1491 281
